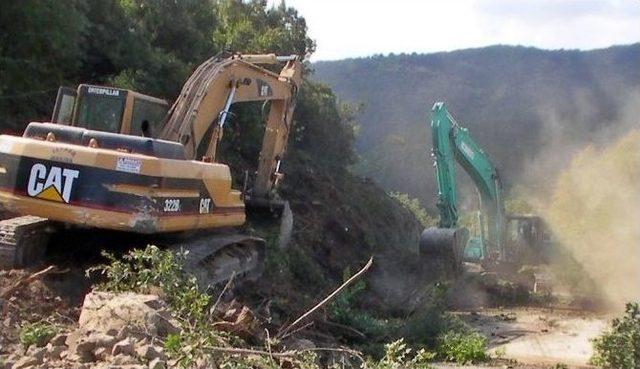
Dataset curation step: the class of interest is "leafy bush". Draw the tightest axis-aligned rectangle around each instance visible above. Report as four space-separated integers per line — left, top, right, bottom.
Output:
400 283 469 348
366 339 435 369
591 302 640 369
329 280 393 339
19 321 57 348
88 245 210 323
436 331 488 364
389 192 437 228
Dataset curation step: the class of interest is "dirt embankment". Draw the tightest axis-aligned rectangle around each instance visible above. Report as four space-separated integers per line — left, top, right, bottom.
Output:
252 152 441 318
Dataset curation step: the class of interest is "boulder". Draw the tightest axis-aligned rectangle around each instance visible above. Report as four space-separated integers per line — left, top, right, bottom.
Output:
148 358 165 369
10 356 38 369
111 353 139 365
25 347 45 363
135 345 166 361
49 333 68 347
79 291 178 338
111 338 136 357
88 332 117 351
45 342 66 360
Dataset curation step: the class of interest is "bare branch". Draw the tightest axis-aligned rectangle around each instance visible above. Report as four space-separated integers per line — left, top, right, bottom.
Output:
0 265 57 298
278 257 373 338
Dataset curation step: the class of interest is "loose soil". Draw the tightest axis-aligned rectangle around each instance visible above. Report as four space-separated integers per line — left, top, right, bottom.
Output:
444 307 611 369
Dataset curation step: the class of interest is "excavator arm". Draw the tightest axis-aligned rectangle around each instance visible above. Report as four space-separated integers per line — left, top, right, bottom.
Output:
160 53 302 201
421 102 506 265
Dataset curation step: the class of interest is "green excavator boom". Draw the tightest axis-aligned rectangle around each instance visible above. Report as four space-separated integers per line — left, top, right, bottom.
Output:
421 102 507 265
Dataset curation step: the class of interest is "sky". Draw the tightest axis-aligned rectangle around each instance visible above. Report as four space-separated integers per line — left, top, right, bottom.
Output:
267 0 640 61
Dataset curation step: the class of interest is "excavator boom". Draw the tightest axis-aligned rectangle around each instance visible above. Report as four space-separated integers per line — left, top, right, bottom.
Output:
161 53 302 201
421 102 506 267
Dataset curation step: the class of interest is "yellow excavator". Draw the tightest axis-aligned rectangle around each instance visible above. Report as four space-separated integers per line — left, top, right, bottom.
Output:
0 53 301 286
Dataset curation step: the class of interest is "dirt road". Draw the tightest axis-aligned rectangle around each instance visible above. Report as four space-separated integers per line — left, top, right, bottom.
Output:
437 307 611 369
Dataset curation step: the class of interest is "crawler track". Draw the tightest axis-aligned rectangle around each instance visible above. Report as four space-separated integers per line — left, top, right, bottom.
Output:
0 216 50 269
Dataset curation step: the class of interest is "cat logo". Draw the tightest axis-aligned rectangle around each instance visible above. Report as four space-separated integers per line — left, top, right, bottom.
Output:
27 163 79 203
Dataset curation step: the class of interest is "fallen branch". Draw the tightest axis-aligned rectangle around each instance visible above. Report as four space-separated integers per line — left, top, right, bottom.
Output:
0 265 57 298
202 345 365 362
280 321 314 339
321 320 367 338
203 346 297 357
209 271 236 316
277 257 374 339
299 347 365 363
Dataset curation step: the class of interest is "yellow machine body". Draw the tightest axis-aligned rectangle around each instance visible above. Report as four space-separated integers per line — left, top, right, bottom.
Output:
0 132 244 233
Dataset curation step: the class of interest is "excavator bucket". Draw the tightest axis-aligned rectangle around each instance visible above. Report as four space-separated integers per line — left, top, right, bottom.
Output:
245 197 294 249
419 227 469 275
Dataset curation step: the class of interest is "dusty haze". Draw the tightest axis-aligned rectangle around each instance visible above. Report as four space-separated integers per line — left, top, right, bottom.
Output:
545 128 640 307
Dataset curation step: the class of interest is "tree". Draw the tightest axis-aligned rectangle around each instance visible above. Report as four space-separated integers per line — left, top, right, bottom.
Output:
0 0 87 131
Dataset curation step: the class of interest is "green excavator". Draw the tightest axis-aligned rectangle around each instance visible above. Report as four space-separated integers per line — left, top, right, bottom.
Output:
420 102 552 277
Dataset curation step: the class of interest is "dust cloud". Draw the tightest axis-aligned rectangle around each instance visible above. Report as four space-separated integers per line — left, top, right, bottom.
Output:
512 89 640 308
544 129 640 307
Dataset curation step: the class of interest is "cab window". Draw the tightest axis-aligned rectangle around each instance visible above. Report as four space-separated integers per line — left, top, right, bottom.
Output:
130 98 168 138
76 90 125 133
51 87 77 124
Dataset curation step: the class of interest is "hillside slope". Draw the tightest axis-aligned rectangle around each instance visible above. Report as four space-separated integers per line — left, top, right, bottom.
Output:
313 44 640 209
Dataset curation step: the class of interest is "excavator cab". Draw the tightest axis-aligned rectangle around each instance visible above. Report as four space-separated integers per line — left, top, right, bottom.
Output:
505 215 552 264
51 85 169 138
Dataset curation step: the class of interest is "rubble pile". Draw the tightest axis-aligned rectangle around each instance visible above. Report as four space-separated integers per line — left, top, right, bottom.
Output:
3 291 178 369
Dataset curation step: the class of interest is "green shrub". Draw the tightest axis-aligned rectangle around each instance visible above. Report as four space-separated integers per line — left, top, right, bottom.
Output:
19 321 57 348
436 331 488 364
366 339 435 369
88 245 210 323
163 333 182 355
591 302 640 369
388 192 437 228
400 283 469 348
329 280 394 340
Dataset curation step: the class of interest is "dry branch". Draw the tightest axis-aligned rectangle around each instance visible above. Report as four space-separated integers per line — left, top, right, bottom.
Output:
203 346 296 357
277 257 374 338
0 265 57 298
321 320 367 338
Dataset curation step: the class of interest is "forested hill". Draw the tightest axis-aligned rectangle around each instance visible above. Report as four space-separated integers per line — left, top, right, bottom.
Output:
312 44 640 209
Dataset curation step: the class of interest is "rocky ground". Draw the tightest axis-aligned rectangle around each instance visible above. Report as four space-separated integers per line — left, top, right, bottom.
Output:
1 284 283 369
2 281 175 369
1 265 611 369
